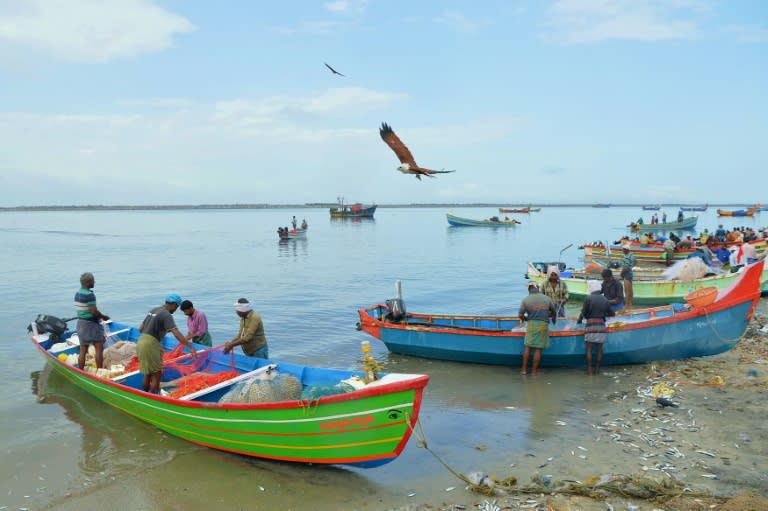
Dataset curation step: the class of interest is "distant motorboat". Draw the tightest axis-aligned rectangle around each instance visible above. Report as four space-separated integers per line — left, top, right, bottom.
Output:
330 200 376 218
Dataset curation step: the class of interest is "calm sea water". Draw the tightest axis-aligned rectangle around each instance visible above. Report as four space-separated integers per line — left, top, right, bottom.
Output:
0 206 764 510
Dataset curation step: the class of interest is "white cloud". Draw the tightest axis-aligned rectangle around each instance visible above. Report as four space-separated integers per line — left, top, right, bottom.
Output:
323 0 368 16
0 0 195 63
267 20 350 36
722 24 768 44
546 0 698 43
214 87 410 128
434 10 492 33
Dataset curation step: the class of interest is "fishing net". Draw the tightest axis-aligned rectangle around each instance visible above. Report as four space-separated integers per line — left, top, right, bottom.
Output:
218 373 302 404
662 258 711 281
103 341 136 368
301 381 356 400
124 344 201 373
167 370 239 399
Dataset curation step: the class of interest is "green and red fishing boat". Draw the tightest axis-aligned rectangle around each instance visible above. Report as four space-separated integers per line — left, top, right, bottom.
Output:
29 319 428 467
527 262 768 304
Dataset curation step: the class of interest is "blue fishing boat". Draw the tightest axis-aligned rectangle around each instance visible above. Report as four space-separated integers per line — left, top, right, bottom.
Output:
446 212 520 227
628 216 697 232
330 199 377 218
679 204 708 212
356 261 763 367
641 205 661 211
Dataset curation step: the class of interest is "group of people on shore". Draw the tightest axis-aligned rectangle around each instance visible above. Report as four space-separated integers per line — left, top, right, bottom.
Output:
518 264 626 376
74 272 269 394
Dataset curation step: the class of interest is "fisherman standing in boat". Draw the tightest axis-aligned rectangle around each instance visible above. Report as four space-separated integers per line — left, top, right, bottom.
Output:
541 268 569 318
180 300 212 347
223 298 269 358
518 282 557 376
137 294 197 394
577 280 615 376
600 269 624 312
74 272 110 371
620 245 635 309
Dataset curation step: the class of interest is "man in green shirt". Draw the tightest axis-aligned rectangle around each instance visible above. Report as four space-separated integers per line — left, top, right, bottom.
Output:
223 298 269 358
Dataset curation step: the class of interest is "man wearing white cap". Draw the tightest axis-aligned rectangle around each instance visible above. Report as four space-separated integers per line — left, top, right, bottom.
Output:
577 281 615 376
518 282 557 376
223 298 269 358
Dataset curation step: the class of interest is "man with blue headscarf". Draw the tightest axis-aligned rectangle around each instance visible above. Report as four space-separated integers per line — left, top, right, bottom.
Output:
137 294 197 394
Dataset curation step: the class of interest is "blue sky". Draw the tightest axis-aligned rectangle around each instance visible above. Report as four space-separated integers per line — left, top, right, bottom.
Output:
1 0 766 206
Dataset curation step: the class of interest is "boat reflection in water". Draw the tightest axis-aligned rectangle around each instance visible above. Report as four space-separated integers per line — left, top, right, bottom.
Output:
32 364 184 478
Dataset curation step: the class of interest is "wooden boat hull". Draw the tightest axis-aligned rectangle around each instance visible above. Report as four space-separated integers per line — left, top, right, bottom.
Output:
447 213 518 227
32 324 428 467
357 262 763 367
717 208 755 217
630 216 697 232
527 262 768 304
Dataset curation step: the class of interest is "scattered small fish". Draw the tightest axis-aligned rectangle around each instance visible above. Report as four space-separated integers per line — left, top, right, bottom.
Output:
445 486 455 491
578 454 587 460
577 445 588 451
701 474 719 479
259 486 264 491
504 406 517 410
407 492 416 497
696 450 716 457
555 420 567 426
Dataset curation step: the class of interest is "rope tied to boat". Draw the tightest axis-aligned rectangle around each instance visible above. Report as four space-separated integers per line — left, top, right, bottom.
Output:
703 308 746 344
405 412 471 485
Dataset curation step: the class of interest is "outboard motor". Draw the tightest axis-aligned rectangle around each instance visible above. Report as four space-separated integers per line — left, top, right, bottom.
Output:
28 314 71 340
385 298 406 323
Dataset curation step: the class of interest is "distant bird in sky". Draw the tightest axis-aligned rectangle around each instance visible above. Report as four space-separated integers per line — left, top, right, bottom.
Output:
324 62 345 77
379 122 456 180
655 397 679 408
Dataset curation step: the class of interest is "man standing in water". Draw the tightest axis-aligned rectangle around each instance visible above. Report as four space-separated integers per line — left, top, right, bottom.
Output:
518 282 557 376
74 272 110 370
577 280 615 376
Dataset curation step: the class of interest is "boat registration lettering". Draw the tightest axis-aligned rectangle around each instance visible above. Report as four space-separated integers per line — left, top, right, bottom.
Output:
320 415 375 432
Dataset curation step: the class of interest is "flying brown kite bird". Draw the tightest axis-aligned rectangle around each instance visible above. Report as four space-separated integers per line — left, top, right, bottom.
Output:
379 122 455 180
324 62 345 77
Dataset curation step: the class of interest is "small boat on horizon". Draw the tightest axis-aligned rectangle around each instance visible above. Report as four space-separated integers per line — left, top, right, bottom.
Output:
641 205 661 211
330 199 377 218
679 204 708 212
499 206 541 213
